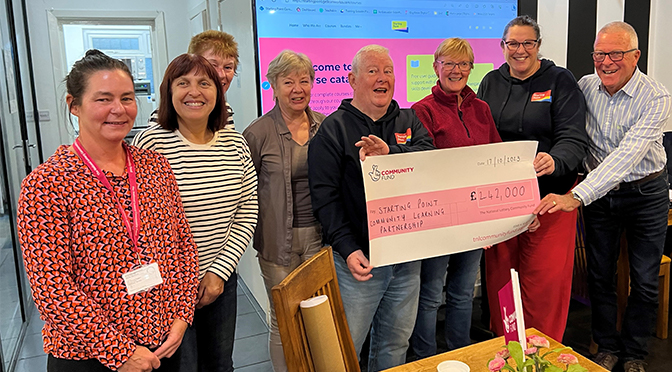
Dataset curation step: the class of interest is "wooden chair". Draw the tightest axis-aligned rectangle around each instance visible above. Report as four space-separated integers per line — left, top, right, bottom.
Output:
271 247 360 372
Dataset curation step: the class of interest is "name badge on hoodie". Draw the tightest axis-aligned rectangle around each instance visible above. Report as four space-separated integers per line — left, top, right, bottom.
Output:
531 90 552 102
395 128 412 144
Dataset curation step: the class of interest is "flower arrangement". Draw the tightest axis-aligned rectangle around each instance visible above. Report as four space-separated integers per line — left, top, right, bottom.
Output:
487 335 587 372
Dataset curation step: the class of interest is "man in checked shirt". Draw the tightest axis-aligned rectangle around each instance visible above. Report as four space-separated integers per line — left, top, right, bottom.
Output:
535 21 671 372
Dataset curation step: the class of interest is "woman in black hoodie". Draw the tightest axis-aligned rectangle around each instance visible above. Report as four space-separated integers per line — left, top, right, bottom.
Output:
477 15 588 341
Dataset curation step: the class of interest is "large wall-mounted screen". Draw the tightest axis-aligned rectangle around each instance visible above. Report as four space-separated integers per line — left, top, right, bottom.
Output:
254 0 518 115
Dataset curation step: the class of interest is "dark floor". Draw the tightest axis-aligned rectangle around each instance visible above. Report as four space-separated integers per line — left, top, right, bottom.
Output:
560 300 671 372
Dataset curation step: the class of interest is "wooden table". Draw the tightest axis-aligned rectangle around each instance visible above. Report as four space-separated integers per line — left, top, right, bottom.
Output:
383 328 607 372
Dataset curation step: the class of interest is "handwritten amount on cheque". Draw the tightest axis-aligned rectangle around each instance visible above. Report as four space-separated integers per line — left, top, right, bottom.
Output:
367 180 537 238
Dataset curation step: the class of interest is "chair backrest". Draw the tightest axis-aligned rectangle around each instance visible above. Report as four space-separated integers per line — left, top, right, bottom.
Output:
271 247 360 372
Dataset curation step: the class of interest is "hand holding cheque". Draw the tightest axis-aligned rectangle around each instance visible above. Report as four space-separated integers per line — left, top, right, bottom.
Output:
361 141 541 267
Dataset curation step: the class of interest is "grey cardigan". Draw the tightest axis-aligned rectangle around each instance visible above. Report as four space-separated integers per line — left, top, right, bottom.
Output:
243 105 325 265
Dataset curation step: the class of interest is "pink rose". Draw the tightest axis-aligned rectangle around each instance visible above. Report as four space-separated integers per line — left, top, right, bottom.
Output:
527 335 550 348
495 348 510 359
524 347 538 355
557 353 579 365
488 357 506 372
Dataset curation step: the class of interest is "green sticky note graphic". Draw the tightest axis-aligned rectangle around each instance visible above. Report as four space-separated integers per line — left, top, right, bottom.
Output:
468 63 494 94
406 55 494 102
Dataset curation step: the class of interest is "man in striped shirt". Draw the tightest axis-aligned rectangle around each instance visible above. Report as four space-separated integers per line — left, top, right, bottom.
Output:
535 22 671 372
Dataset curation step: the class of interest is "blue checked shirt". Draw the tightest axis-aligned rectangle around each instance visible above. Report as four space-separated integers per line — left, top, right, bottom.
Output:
573 69 671 206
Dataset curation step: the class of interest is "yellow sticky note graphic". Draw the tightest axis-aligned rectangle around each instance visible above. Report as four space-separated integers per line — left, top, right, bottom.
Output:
392 21 408 32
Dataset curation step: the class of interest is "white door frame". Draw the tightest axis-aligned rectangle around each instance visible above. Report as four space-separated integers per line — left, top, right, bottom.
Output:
189 1 209 36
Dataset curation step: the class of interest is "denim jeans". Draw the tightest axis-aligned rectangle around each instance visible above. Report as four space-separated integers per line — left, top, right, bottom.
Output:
411 249 482 357
333 251 420 372
179 272 237 372
584 172 668 360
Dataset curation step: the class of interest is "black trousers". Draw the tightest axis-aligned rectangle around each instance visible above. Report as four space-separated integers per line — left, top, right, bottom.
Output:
47 346 181 372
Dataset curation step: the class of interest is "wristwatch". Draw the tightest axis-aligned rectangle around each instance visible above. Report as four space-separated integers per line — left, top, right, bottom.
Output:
571 191 583 206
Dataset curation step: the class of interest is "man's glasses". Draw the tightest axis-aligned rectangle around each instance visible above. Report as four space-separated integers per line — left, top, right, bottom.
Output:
435 60 473 72
591 49 637 62
502 39 539 51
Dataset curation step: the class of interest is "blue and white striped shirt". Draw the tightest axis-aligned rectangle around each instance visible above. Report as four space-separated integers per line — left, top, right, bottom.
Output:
573 69 671 205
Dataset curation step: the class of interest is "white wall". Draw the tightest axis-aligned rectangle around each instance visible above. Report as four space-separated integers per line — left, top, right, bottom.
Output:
214 0 270 321
649 0 672 93
537 0 569 67
27 0 193 157
596 0 625 31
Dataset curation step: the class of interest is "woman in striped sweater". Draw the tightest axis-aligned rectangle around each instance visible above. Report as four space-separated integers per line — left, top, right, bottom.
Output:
133 53 258 372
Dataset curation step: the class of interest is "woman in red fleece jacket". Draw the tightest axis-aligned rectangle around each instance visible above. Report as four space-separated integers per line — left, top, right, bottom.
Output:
409 38 513 356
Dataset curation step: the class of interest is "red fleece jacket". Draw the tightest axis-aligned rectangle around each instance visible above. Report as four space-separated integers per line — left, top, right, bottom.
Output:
412 82 501 148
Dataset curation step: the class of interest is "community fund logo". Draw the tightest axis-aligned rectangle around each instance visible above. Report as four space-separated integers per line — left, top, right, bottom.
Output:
368 164 414 182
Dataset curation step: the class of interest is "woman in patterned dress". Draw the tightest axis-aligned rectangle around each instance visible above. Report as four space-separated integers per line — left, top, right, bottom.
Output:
17 49 199 372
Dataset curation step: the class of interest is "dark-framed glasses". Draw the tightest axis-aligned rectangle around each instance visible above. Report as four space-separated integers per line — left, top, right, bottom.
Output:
502 39 539 51
435 60 473 72
591 48 637 62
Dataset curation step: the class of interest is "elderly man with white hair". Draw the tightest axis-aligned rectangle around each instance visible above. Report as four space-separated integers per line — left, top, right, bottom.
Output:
535 21 671 372
308 45 434 371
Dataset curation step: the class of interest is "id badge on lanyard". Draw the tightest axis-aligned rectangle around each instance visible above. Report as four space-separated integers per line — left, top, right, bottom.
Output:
73 139 163 295
122 262 163 295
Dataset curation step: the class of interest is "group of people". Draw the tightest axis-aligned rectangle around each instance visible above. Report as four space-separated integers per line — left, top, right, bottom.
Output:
16 14 669 372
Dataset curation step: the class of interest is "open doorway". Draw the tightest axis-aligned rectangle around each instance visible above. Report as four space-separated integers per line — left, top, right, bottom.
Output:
46 10 169 139
62 24 157 136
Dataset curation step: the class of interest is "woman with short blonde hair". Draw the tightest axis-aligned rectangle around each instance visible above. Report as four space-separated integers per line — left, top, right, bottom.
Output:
410 38 508 356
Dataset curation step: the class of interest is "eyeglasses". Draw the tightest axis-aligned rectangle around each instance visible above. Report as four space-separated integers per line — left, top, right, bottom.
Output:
435 60 473 72
591 48 637 62
502 39 539 51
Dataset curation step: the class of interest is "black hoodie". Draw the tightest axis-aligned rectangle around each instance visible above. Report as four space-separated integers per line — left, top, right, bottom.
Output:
477 59 588 196
308 99 435 260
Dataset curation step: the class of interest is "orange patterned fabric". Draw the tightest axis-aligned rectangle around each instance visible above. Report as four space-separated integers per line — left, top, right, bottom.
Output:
17 145 199 370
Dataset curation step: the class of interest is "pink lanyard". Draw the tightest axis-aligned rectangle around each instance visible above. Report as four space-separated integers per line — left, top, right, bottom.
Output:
73 139 142 256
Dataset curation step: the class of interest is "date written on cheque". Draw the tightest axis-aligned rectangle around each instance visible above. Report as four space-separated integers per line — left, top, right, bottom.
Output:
471 180 535 207
476 154 521 168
